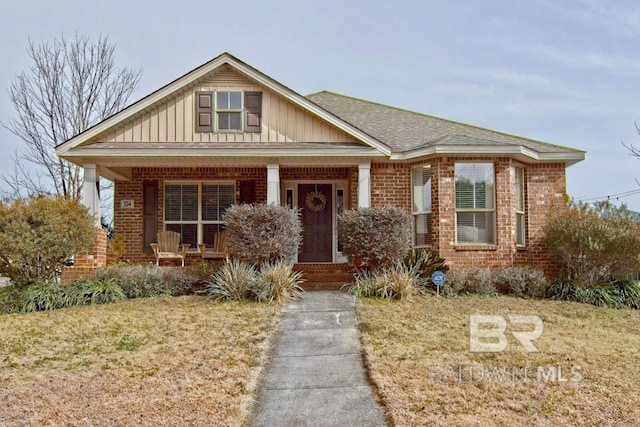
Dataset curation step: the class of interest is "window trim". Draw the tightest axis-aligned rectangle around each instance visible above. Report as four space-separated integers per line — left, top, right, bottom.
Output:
454 162 496 245
515 166 526 247
411 165 432 247
163 180 236 249
215 91 243 133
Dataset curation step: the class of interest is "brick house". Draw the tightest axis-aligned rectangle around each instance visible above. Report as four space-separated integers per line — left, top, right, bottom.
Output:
56 52 584 279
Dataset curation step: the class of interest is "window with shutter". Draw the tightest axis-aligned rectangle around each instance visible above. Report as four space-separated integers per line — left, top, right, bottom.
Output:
196 90 262 133
455 163 495 244
196 92 214 132
412 165 432 247
164 182 236 249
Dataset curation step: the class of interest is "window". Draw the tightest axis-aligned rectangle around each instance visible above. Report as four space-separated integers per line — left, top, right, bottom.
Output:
515 166 525 246
164 182 235 248
216 91 243 131
455 163 495 244
196 91 262 133
412 165 432 246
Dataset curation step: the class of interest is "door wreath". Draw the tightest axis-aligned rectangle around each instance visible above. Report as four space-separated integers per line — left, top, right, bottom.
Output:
305 190 327 212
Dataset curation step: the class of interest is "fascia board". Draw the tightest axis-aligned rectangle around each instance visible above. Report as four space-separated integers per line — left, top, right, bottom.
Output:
391 144 585 165
60 147 386 159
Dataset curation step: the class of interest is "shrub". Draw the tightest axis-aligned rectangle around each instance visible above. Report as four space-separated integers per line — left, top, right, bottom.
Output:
433 268 465 297
161 267 202 296
493 267 547 297
254 261 305 303
72 278 126 305
402 249 448 289
345 263 420 301
0 196 96 286
463 268 497 295
94 263 207 298
205 259 258 301
338 207 412 270
548 279 640 309
94 263 167 298
544 201 640 287
19 283 69 312
437 268 495 296
223 204 302 263
0 285 24 314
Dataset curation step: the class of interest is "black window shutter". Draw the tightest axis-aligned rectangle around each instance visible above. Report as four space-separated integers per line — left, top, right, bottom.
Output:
240 180 256 204
196 91 214 132
142 180 158 253
244 92 262 133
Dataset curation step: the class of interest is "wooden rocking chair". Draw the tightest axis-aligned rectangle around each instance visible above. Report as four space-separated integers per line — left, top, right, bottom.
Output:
150 231 190 266
198 230 229 260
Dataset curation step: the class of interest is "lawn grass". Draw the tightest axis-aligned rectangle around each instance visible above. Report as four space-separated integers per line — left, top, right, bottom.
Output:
0 296 279 426
357 294 640 426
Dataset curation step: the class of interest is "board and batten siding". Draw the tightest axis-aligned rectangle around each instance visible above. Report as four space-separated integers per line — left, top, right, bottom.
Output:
102 66 356 144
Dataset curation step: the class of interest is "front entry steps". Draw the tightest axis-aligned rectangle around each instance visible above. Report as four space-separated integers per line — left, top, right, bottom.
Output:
294 263 354 291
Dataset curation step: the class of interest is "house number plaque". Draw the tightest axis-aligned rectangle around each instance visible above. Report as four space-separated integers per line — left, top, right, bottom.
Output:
121 200 134 209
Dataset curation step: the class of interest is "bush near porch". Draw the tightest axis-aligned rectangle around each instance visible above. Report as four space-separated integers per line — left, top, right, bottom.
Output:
338 206 412 271
0 196 95 286
223 203 302 264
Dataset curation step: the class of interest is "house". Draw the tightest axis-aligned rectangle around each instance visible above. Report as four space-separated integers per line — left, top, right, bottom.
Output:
56 52 585 281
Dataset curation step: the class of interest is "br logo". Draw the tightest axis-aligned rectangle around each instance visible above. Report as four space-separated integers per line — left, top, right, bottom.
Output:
469 315 543 352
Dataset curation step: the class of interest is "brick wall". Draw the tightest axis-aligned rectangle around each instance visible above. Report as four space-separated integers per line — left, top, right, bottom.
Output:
370 163 411 211
115 167 267 264
398 157 566 276
115 166 355 265
61 228 107 282
112 160 566 275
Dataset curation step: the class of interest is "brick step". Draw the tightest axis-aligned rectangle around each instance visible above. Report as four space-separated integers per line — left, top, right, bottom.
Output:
294 264 354 291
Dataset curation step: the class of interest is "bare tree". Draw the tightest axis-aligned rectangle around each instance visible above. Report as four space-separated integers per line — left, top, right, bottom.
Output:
2 34 141 199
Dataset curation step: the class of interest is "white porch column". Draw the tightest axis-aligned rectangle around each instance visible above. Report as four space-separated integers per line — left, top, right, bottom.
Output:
83 164 101 224
358 162 371 208
266 164 281 205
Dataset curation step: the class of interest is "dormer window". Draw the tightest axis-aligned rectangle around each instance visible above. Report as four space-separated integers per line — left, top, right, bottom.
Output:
196 91 262 133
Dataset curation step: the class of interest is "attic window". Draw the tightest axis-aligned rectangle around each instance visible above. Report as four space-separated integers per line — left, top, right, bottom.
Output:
217 91 242 131
196 91 262 133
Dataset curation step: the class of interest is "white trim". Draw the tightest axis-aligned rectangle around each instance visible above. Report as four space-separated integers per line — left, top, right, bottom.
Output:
62 146 384 159
390 144 585 165
83 164 101 224
267 164 280 205
358 162 371 208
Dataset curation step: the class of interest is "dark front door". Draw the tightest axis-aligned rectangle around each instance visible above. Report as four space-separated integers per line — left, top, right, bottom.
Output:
299 184 332 262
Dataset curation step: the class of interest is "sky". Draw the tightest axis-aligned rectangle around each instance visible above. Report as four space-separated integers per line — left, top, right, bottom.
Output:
1 0 640 210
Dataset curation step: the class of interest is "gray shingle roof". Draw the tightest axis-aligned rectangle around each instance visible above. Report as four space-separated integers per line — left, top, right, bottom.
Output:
306 91 583 155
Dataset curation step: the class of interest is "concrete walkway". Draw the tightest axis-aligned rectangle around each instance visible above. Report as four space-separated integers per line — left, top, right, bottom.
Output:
251 291 388 427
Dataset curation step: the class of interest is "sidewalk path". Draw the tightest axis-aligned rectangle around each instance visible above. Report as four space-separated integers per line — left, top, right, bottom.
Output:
251 291 388 426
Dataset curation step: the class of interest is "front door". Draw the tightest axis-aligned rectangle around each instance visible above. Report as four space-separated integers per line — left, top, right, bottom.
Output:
298 184 332 262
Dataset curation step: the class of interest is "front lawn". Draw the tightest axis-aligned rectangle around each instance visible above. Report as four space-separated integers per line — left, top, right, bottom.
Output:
357 295 640 426
0 296 279 426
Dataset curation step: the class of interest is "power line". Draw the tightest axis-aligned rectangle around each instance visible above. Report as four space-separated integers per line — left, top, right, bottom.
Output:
577 188 640 203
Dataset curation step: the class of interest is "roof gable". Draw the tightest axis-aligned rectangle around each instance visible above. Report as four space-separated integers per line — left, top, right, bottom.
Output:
56 53 391 156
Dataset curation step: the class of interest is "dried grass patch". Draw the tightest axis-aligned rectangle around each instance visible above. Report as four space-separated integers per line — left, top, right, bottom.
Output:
357 295 640 426
0 296 279 426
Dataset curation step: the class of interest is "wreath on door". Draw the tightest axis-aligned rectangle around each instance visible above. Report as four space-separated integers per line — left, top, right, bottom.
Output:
305 189 327 213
